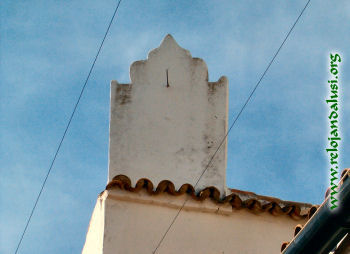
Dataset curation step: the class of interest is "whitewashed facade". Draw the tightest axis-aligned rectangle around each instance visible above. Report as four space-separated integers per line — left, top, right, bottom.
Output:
82 35 312 254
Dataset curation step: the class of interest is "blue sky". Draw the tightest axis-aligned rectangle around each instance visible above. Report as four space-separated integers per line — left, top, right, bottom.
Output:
1 0 350 253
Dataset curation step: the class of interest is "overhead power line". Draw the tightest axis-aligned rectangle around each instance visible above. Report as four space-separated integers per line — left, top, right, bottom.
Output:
14 1 123 253
152 0 311 253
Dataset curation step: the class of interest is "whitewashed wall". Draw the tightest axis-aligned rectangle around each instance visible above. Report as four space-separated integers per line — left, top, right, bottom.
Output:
83 35 312 254
109 35 228 195
82 190 308 254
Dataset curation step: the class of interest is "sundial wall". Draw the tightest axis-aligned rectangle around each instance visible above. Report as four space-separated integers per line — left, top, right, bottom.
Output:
109 35 228 195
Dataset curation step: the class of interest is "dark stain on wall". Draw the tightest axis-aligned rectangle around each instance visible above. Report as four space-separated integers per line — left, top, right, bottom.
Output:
116 84 133 105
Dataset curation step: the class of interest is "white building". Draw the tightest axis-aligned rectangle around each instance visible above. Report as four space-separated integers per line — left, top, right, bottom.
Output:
82 34 317 254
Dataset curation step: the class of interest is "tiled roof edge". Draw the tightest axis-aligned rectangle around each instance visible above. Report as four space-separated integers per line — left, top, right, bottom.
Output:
280 168 350 252
106 175 312 220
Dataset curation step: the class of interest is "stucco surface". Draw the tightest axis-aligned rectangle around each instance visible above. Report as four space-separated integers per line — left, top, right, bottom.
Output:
81 194 105 254
83 35 311 254
83 190 308 254
109 35 228 195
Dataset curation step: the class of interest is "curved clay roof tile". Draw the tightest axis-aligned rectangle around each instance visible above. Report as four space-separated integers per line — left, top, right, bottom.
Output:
106 175 312 219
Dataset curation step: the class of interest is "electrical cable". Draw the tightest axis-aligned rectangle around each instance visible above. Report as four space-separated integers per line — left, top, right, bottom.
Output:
14 1 123 253
152 0 311 252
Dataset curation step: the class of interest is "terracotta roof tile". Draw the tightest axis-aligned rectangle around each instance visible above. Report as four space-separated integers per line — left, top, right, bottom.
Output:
106 174 313 219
